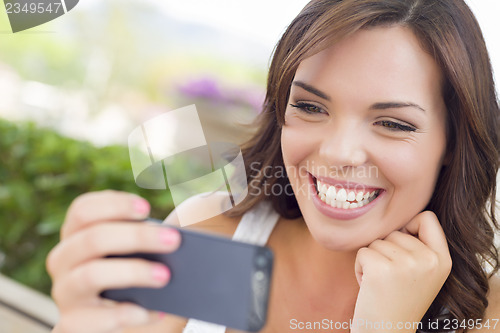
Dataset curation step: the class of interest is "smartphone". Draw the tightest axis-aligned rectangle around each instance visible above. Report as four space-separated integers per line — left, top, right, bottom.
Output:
101 221 274 332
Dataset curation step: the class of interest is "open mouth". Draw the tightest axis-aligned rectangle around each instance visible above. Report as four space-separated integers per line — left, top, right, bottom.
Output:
311 175 382 210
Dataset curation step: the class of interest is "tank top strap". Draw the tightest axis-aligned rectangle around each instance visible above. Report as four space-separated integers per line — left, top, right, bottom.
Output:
182 200 279 333
231 200 280 245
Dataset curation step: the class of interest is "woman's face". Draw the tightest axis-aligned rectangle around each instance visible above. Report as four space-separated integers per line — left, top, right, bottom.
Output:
281 26 448 251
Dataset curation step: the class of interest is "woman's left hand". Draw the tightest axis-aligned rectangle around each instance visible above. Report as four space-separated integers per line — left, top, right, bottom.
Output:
352 211 452 333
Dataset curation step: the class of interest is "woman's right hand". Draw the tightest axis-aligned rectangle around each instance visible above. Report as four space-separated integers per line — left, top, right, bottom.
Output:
46 190 182 333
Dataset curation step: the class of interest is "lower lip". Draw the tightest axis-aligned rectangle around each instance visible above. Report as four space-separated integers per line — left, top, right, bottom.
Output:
309 173 384 220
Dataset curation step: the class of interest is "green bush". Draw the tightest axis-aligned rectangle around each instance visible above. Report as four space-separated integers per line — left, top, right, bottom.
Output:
0 118 176 295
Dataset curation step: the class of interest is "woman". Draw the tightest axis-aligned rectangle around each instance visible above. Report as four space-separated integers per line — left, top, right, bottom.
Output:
47 0 500 332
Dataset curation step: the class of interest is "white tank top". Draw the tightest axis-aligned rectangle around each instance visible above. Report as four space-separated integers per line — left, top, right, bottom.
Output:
182 200 280 333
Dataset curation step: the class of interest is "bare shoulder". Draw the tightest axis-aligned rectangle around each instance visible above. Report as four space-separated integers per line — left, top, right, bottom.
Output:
163 191 243 237
470 273 500 332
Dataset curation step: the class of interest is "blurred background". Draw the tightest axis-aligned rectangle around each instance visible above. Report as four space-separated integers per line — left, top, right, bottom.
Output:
0 0 498 314
0 0 311 300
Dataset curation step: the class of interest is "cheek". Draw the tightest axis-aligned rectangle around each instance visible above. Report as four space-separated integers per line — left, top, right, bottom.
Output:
376 137 446 212
281 118 320 168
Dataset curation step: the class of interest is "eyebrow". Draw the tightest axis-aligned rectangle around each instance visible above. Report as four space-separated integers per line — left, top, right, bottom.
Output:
292 81 331 101
370 102 426 113
292 80 426 113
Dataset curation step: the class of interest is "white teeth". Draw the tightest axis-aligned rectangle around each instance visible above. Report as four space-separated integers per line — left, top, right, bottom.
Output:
326 186 336 201
325 194 331 205
336 188 347 201
315 178 380 210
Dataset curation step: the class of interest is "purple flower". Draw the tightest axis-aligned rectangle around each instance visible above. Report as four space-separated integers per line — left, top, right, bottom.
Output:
177 78 223 101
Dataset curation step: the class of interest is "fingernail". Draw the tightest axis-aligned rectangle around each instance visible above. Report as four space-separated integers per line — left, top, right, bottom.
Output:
158 312 166 319
133 198 150 215
152 264 170 282
159 228 180 246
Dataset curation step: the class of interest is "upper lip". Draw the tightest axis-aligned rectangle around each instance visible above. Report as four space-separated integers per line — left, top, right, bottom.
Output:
311 173 383 191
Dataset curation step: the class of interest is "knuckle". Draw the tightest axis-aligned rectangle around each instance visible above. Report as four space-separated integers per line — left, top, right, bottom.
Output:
46 246 60 278
426 252 440 269
368 239 383 248
81 227 107 254
68 192 93 217
370 261 391 279
385 230 403 241
130 225 152 247
442 255 453 274
64 196 91 232
404 256 419 271
378 260 392 272
51 276 66 304
77 262 101 291
356 247 369 258
420 210 438 222
127 259 150 282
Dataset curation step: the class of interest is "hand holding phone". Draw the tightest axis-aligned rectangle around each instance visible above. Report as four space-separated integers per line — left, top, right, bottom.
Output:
46 191 182 333
102 221 274 332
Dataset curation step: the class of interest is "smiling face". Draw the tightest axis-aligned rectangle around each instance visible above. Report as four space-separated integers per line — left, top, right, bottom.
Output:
281 26 448 251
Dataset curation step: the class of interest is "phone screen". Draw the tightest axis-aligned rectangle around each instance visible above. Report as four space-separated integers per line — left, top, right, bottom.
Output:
102 226 273 332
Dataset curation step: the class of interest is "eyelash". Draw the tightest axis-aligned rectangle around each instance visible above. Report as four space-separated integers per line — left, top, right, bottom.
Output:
289 102 417 132
290 102 324 114
374 120 416 132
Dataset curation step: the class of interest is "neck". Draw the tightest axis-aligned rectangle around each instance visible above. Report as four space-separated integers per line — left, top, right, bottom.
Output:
272 217 360 317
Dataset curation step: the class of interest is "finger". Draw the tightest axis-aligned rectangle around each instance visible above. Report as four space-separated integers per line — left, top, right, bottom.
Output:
367 238 410 262
52 258 170 308
400 211 450 258
354 247 390 286
47 223 181 278
55 303 154 333
384 231 429 253
62 190 151 239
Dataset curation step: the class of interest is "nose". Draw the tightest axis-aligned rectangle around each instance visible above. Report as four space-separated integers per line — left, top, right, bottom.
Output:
319 120 368 171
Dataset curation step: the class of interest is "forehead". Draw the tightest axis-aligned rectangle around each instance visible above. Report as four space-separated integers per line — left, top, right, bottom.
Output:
293 26 444 106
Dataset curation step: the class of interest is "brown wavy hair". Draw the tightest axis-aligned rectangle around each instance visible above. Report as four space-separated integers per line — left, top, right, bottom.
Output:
226 0 499 331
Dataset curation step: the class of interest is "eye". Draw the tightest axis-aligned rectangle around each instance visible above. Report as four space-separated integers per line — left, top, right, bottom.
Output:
290 102 325 115
374 120 416 132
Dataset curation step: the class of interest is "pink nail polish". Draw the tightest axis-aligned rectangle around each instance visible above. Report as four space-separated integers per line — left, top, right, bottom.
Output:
133 198 150 215
160 228 180 245
152 265 170 282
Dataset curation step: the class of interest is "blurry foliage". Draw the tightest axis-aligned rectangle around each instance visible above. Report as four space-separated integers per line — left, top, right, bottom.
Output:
0 0 266 296
0 118 177 295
